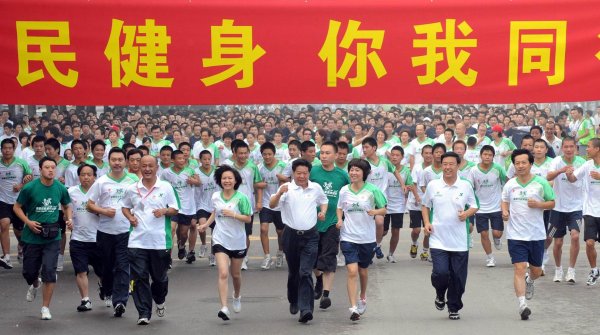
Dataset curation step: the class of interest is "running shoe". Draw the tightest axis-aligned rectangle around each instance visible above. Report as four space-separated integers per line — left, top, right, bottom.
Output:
17 245 23 264
177 247 186 260
319 296 331 309
337 254 345 267
486 257 496 267
198 245 207 258
41 307 52 320
586 269 599 286
77 299 92 312
553 268 563 282
241 256 248 270
565 268 576 283
448 311 460 320
420 251 429 261
298 310 313 323
156 303 165 317
387 254 397 263
493 238 502 250
357 298 367 315
276 251 284 268
26 279 39 302
113 303 125 317
137 318 150 325
0 255 13 269
98 281 105 300
349 306 360 321
209 254 216 267
261 255 272 270
218 306 231 321
434 296 445 311
525 273 534 300
374 245 384 259
57 254 64 272
519 304 531 320
105 296 113 308
410 244 418 258
186 250 196 264
232 295 241 313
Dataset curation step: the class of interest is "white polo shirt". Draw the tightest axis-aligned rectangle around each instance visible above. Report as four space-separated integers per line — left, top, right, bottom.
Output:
573 160 600 217
68 185 99 243
422 178 479 252
88 173 139 235
275 180 328 231
122 179 180 249
502 175 555 241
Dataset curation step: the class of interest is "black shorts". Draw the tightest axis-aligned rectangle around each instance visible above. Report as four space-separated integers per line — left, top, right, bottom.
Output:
69 240 103 275
245 215 254 236
0 201 24 230
22 241 60 284
409 210 423 228
543 210 551 232
315 225 340 273
196 209 211 221
259 208 284 230
584 215 600 242
212 244 247 259
548 210 582 238
384 213 404 230
475 212 504 233
175 214 195 226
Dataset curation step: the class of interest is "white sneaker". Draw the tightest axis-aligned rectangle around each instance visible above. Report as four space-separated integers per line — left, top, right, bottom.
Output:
493 238 502 250
275 251 284 268
241 256 248 271
553 268 563 282
349 306 360 321
199 245 207 258
208 254 216 267
104 296 113 308
386 254 397 263
18 245 24 264
525 273 535 300
26 279 40 302
486 257 496 267
41 306 52 320
260 255 272 270
137 317 150 325
519 304 531 320
565 268 576 283
542 250 549 266
337 254 345 267
232 295 241 313
218 306 231 321
0 255 13 269
586 269 599 286
357 298 367 315
57 254 64 272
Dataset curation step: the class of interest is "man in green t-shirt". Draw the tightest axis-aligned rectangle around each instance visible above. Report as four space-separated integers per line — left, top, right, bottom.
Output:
13 157 72 321
309 141 350 310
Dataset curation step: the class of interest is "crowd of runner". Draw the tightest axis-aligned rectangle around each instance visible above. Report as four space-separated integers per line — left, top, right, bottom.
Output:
0 103 599 324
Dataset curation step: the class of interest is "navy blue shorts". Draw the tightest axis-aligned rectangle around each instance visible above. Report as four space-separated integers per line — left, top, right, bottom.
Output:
475 212 504 233
340 241 376 269
507 239 544 267
548 210 582 238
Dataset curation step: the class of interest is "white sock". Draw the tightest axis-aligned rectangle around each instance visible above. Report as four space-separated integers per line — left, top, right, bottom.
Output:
526 275 534 284
4 254 9 261
83 296 90 301
423 247 429 252
593 267 598 273
486 253 493 260
556 265 563 271
265 254 270 258
568 267 575 272
518 296 526 307
411 241 418 246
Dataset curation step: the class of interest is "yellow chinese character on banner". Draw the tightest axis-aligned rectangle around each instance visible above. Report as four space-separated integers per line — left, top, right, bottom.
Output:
508 21 566 86
104 19 173 88
596 34 600 61
412 19 477 87
201 19 265 88
318 20 386 88
16 21 78 88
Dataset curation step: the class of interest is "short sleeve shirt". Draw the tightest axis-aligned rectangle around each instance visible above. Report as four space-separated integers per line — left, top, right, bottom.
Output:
338 183 387 244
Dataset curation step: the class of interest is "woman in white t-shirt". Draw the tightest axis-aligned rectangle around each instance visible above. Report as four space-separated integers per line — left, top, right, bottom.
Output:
198 165 252 322
336 159 387 322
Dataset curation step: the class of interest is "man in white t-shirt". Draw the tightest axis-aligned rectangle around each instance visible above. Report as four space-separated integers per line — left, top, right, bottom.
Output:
122 155 179 325
422 152 479 320
502 149 555 321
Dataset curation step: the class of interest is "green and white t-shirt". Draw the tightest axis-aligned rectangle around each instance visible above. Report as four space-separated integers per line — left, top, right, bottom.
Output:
366 155 395 193
577 118 595 145
150 139 172 156
68 185 99 243
17 179 71 244
194 166 220 213
259 160 287 211
491 138 517 167
26 155 42 180
223 160 262 212
386 165 413 214
122 179 180 249
573 160 600 217
310 165 351 232
458 161 476 179
531 157 553 178
88 173 139 234
160 167 197 215
65 161 86 187
419 165 443 189
274 143 290 163
54 157 70 180
469 163 507 213
0 157 32 204
409 137 436 166
192 142 220 164
211 191 252 251
549 156 586 212
338 183 387 244
502 175 555 241
86 159 110 178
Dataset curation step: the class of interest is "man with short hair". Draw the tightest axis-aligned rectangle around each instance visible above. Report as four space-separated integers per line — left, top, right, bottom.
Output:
64 140 89 187
13 157 72 320
122 155 180 325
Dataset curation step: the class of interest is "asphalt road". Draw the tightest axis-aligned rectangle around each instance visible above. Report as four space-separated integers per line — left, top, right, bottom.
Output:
1 222 598 335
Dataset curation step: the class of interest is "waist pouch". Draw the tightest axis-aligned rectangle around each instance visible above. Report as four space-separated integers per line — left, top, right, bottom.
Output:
41 223 60 240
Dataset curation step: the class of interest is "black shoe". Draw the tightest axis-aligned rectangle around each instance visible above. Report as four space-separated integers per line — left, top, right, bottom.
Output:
298 310 313 323
319 296 331 309
314 276 323 300
520 306 531 320
186 251 196 264
448 311 460 320
77 299 92 312
114 303 126 317
435 296 446 311
98 282 105 301
177 247 186 260
289 303 299 315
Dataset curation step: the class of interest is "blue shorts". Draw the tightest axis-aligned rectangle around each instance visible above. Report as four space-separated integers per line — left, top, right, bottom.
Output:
507 239 544 267
548 210 582 238
475 212 504 233
340 241 376 269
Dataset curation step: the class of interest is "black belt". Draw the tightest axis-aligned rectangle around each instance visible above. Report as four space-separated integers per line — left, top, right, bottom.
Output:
287 226 317 236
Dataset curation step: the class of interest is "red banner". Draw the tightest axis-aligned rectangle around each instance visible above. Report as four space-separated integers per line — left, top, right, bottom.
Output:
1 0 600 105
